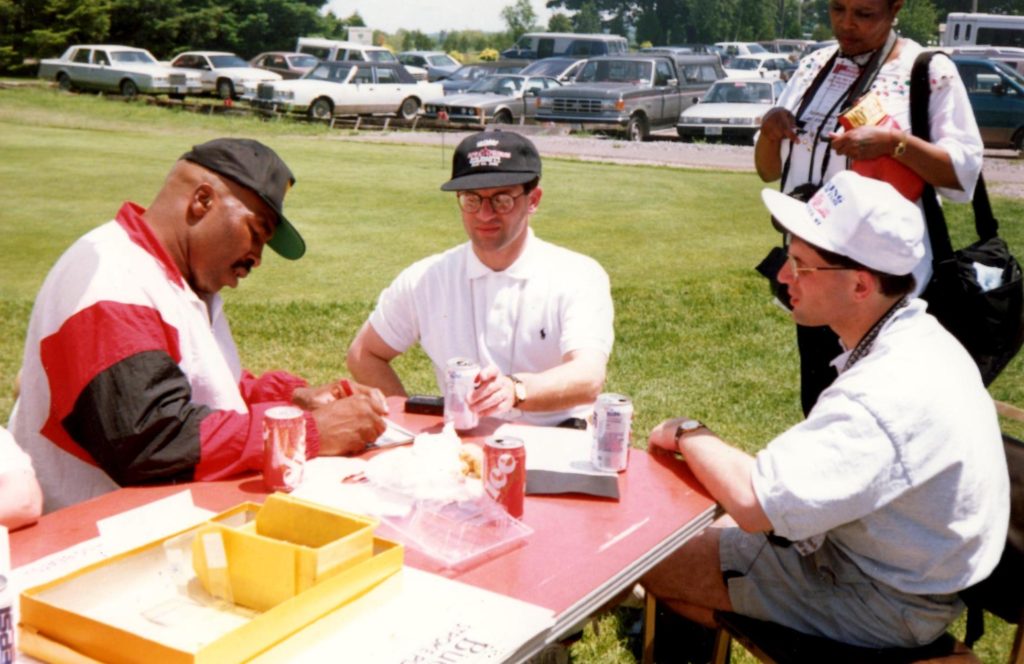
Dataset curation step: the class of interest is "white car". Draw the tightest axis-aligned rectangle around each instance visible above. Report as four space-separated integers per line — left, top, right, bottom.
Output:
37 44 203 98
724 54 793 80
169 51 281 99
676 78 787 144
253 61 444 120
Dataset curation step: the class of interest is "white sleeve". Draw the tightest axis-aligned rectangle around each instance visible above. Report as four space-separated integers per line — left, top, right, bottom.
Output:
558 259 614 358
367 265 424 354
0 426 32 473
927 55 984 202
751 392 911 541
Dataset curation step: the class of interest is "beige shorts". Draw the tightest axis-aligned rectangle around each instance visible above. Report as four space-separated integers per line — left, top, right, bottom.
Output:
719 528 962 648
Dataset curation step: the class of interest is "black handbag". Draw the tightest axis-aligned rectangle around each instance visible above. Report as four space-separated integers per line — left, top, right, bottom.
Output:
911 52 1024 385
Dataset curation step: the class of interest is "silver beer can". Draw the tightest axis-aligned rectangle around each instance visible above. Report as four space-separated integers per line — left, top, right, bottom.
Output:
0 574 13 664
444 357 480 431
592 393 633 472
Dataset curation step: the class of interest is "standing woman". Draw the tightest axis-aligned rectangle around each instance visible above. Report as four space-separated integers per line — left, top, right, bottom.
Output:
754 0 983 412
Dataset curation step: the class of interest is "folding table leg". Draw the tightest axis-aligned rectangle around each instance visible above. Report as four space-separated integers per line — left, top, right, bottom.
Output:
642 592 656 664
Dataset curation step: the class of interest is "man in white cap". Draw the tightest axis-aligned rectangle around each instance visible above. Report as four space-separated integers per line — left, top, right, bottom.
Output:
347 130 613 427
642 171 1009 648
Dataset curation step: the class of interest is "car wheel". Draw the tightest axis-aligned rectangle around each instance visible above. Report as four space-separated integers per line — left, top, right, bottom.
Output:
216 79 235 100
491 109 514 125
308 98 333 121
120 79 139 99
399 97 420 121
626 115 648 142
57 73 73 92
676 128 690 141
1014 128 1024 154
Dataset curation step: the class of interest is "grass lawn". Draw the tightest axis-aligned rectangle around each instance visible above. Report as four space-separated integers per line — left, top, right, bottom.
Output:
0 85 1021 663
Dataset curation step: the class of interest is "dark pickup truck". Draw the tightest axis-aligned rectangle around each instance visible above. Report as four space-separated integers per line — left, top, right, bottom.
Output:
535 54 725 140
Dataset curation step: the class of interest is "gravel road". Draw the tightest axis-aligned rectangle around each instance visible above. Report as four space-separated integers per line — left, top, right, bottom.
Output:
338 125 1024 198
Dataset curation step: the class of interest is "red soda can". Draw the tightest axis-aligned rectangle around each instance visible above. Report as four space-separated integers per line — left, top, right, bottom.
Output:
444 357 479 431
262 406 306 492
483 436 526 518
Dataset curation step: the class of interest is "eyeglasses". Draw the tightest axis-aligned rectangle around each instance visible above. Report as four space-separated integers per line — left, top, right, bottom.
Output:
457 190 526 214
787 254 856 280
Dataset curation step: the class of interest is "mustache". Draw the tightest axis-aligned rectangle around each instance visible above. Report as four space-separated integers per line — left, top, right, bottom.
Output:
232 259 256 272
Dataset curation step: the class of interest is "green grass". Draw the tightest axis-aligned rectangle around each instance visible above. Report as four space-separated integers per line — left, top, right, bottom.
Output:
1 86 1022 663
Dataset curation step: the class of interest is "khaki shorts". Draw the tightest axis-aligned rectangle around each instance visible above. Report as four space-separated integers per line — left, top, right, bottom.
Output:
719 528 962 648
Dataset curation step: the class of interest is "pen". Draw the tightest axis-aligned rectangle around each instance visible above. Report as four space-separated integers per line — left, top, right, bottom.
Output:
340 379 353 398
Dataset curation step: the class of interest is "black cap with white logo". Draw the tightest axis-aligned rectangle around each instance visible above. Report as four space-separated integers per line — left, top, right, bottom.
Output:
440 130 541 192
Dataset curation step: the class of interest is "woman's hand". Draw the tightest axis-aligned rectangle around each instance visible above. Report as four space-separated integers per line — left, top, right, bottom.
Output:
829 125 898 161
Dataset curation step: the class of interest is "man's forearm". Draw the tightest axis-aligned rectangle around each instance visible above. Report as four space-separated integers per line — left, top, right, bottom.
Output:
679 432 772 533
346 353 408 397
515 352 605 412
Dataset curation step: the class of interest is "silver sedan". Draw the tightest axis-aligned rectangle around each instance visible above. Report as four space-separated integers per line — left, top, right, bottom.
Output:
422 75 562 125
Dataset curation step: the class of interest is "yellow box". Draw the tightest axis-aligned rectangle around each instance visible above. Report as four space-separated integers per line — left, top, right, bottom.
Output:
19 500 403 664
191 494 378 610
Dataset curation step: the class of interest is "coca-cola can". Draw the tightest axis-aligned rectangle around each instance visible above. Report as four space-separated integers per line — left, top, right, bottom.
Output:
444 357 479 431
484 436 526 518
0 575 12 664
262 406 306 492
592 393 632 472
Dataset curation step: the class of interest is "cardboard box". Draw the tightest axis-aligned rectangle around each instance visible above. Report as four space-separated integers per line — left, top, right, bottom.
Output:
191 494 377 610
19 499 403 664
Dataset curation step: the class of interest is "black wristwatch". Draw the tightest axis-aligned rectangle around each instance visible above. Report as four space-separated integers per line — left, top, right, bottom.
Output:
673 419 705 451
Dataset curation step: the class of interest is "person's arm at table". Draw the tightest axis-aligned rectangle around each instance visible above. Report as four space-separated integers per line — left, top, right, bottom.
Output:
346 321 409 397
649 418 772 533
469 348 607 417
0 466 42 530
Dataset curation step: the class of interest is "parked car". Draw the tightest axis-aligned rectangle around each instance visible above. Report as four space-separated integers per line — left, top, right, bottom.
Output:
953 55 1024 151
676 78 787 144
500 32 628 60
398 51 461 81
168 51 280 99
724 54 792 80
519 57 586 83
801 40 838 58
441 60 530 95
948 45 1024 76
37 44 203 98
252 61 443 121
535 53 726 141
295 37 427 80
422 74 562 125
249 52 319 80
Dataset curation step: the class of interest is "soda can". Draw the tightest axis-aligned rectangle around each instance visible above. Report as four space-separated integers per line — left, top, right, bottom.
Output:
483 436 526 518
444 357 480 431
592 393 633 472
262 405 306 492
0 575 13 664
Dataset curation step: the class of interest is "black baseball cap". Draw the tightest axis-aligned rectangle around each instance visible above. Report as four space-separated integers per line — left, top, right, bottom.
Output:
181 138 306 260
440 130 541 192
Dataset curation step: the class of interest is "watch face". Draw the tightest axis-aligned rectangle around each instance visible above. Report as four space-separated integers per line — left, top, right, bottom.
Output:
681 419 701 432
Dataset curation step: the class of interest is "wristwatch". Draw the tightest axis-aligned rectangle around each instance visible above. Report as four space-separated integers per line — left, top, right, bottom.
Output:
892 133 908 157
509 374 527 407
673 419 705 451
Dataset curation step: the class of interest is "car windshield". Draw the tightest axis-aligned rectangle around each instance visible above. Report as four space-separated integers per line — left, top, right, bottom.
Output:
468 76 523 94
288 55 319 68
209 55 249 68
731 58 761 70
521 59 572 76
111 50 157 64
993 60 1024 86
449 66 484 81
307 63 354 82
748 43 768 54
428 55 455 66
577 60 652 83
705 81 773 103
368 50 398 63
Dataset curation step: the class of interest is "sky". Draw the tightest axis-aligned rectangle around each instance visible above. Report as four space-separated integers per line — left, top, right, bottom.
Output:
322 0 556 35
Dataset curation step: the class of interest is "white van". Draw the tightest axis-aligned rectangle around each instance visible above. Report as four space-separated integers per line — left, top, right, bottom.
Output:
295 37 427 80
500 32 628 60
941 12 1024 48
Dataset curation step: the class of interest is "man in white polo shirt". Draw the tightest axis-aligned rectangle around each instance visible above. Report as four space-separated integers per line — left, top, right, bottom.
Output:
347 130 614 426
642 171 1009 649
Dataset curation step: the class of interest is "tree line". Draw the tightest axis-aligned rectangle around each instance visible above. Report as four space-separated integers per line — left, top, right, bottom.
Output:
2 0 1021 75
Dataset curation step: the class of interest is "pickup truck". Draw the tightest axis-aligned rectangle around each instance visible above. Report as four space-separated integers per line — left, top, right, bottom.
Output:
37 45 203 98
535 54 725 141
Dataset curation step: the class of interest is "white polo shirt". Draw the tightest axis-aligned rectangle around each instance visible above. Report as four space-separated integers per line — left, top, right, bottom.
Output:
369 229 614 425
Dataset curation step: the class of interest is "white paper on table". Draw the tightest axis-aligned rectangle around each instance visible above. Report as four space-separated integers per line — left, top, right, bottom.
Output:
495 424 620 499
368 418 416 449
250 567 554 664
96 490 214 558
292 457 415 518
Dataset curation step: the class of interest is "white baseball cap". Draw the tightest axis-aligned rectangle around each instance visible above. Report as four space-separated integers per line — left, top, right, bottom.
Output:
761 171 925 276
